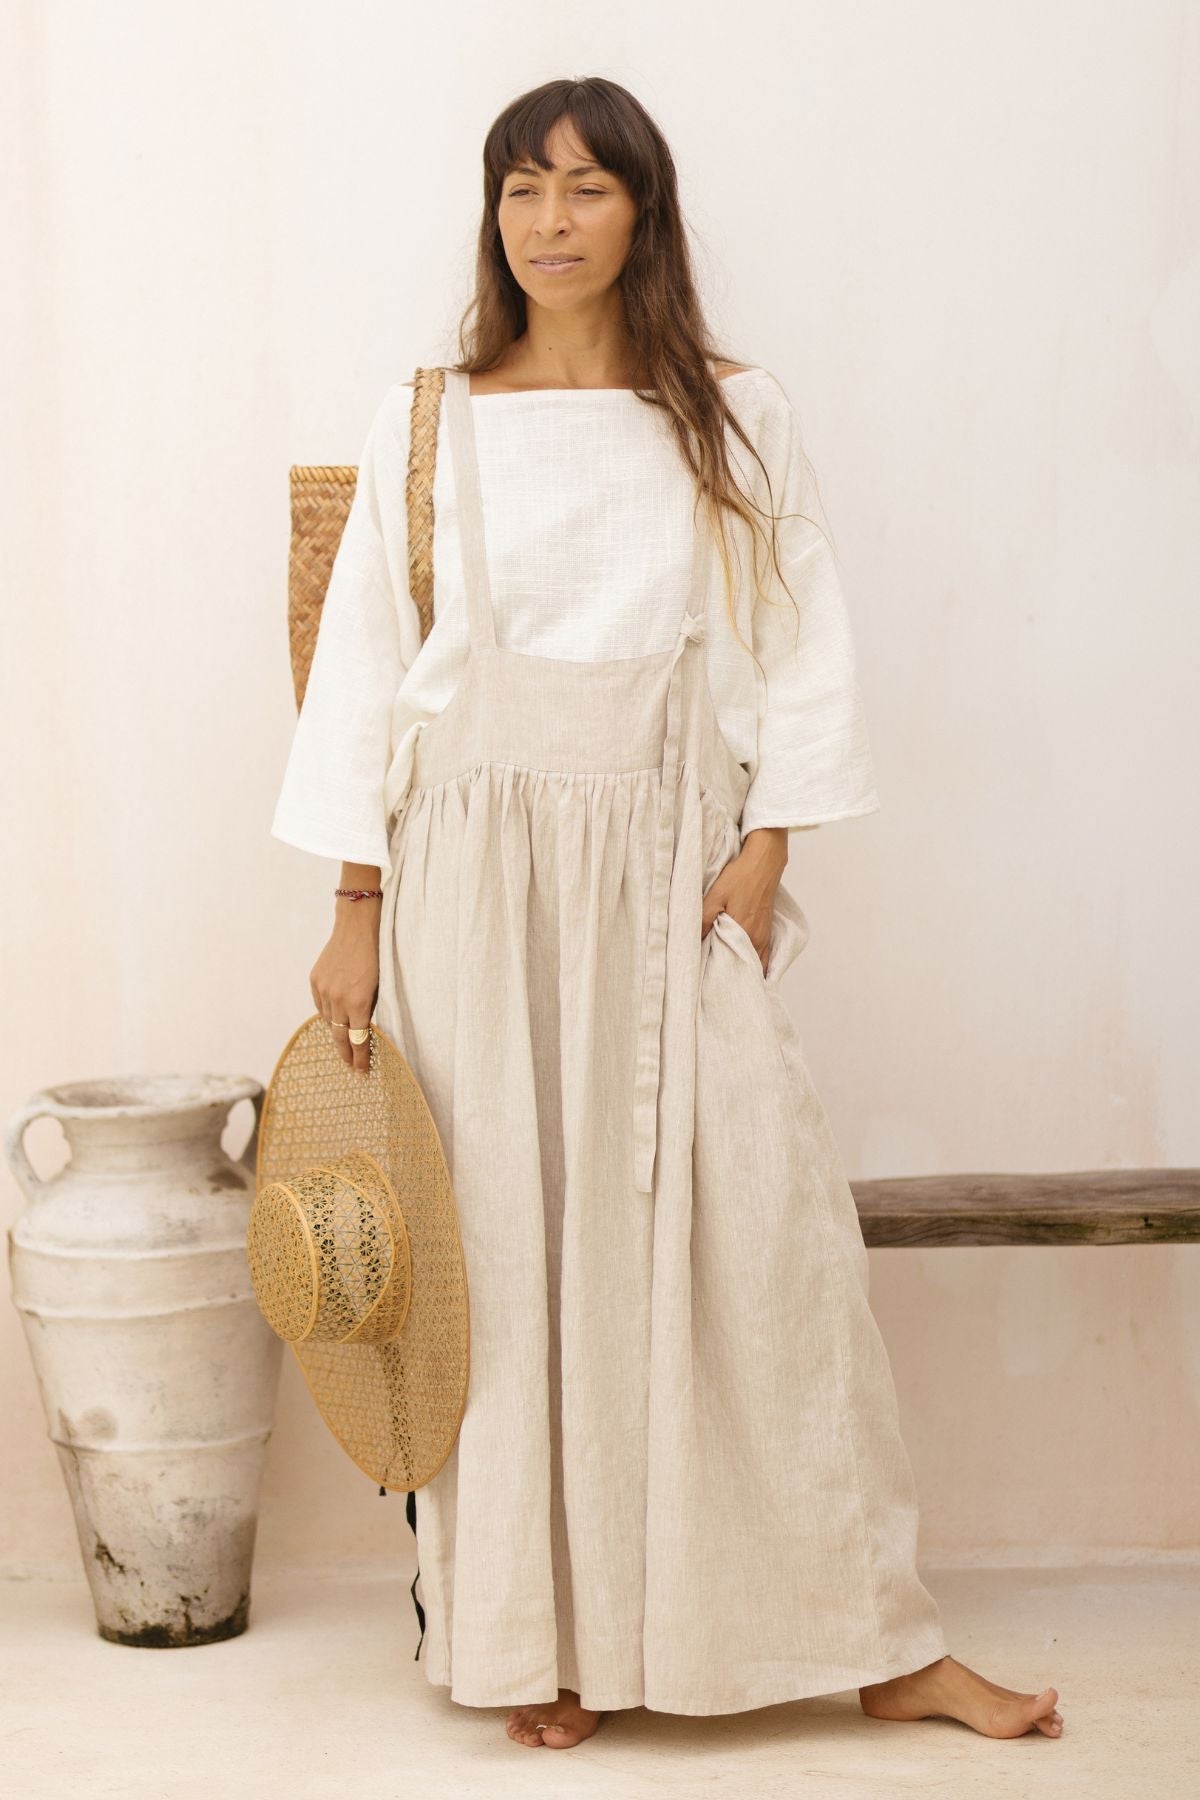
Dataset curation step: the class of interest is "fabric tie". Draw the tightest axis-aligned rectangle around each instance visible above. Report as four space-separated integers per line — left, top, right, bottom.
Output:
630 607 707 1194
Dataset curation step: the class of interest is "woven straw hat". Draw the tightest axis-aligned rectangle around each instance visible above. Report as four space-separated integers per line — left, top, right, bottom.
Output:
248 1014 469 1491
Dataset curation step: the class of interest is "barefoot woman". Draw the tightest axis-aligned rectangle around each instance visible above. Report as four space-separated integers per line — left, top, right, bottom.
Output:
272 76 1062 1752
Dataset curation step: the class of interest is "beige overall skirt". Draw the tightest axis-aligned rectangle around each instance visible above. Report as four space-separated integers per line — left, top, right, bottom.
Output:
374 369 947 1715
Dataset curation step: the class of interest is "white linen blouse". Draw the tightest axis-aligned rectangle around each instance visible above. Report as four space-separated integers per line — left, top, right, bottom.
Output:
271 365 881 885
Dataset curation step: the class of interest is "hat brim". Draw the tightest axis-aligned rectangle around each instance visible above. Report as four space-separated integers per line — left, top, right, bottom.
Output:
257 1015 469 1490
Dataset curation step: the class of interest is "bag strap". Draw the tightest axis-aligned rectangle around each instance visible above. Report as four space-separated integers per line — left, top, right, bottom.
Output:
405 366 446 644
287 368 446 716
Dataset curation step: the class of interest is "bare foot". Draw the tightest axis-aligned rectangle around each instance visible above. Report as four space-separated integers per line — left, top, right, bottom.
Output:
505 1688 604 1748
860 1654 1063 1738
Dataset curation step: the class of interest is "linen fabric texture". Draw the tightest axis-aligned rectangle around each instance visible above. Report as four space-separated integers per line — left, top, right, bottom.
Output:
271 367 947 1712
270 366 882 881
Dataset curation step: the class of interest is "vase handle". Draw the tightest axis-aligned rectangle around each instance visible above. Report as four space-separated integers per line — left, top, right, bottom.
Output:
236 1086 266 1179
4 1098 54 1198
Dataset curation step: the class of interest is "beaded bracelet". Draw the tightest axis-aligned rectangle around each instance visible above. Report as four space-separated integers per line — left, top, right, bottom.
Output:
334 887 384 901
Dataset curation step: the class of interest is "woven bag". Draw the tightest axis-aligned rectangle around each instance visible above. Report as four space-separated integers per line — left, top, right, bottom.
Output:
286 365 446 713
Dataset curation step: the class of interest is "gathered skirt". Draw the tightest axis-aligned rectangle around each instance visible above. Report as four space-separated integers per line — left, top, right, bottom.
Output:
376 749 947 1714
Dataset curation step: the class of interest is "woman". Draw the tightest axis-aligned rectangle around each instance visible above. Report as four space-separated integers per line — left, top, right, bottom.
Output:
272 77 1063 1751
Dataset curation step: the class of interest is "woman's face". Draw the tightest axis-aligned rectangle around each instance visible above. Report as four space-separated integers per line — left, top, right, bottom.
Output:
497 118 637 312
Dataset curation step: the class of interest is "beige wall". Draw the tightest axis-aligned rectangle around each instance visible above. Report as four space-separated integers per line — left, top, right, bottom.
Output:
3 2 1197 1579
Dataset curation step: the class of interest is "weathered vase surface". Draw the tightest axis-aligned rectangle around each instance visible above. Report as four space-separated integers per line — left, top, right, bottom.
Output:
6 1072 282 1647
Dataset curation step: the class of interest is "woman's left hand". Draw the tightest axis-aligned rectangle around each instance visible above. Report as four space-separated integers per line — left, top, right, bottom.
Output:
702 827 789 975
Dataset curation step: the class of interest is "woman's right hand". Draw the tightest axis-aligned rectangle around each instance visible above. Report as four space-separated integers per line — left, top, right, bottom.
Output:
310 894 382 1076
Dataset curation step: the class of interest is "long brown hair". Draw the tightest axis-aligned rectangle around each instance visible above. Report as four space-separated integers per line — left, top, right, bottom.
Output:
451 76 822 661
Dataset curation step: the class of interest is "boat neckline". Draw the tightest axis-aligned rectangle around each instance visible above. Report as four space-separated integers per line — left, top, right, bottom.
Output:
467 366 763 400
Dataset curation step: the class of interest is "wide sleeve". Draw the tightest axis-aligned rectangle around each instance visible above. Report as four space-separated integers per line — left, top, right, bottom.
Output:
738 378 882 841
270 384 416 882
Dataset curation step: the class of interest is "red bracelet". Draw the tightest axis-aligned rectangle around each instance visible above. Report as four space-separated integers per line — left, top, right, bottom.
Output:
334 887 384 901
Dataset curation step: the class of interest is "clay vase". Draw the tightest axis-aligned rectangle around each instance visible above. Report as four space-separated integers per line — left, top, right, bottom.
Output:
5 1072 283 1646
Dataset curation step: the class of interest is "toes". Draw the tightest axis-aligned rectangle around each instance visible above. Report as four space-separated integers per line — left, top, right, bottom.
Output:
505 1710 547 1747
505 1699 601 1750
1026 1690 1062 1737
542 1724 583 1747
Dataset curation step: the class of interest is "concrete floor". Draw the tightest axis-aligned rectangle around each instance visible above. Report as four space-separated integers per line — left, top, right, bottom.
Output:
2 1565 1196 1799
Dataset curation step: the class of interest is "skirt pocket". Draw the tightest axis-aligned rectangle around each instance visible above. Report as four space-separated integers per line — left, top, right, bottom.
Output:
708 881 810 987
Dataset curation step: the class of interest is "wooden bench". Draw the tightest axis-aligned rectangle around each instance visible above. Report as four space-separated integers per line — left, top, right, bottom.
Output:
850 1169 1200 1246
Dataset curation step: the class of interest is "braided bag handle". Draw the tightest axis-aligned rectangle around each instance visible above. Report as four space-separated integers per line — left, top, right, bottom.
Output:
404 365 445 647
286 365 447 713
